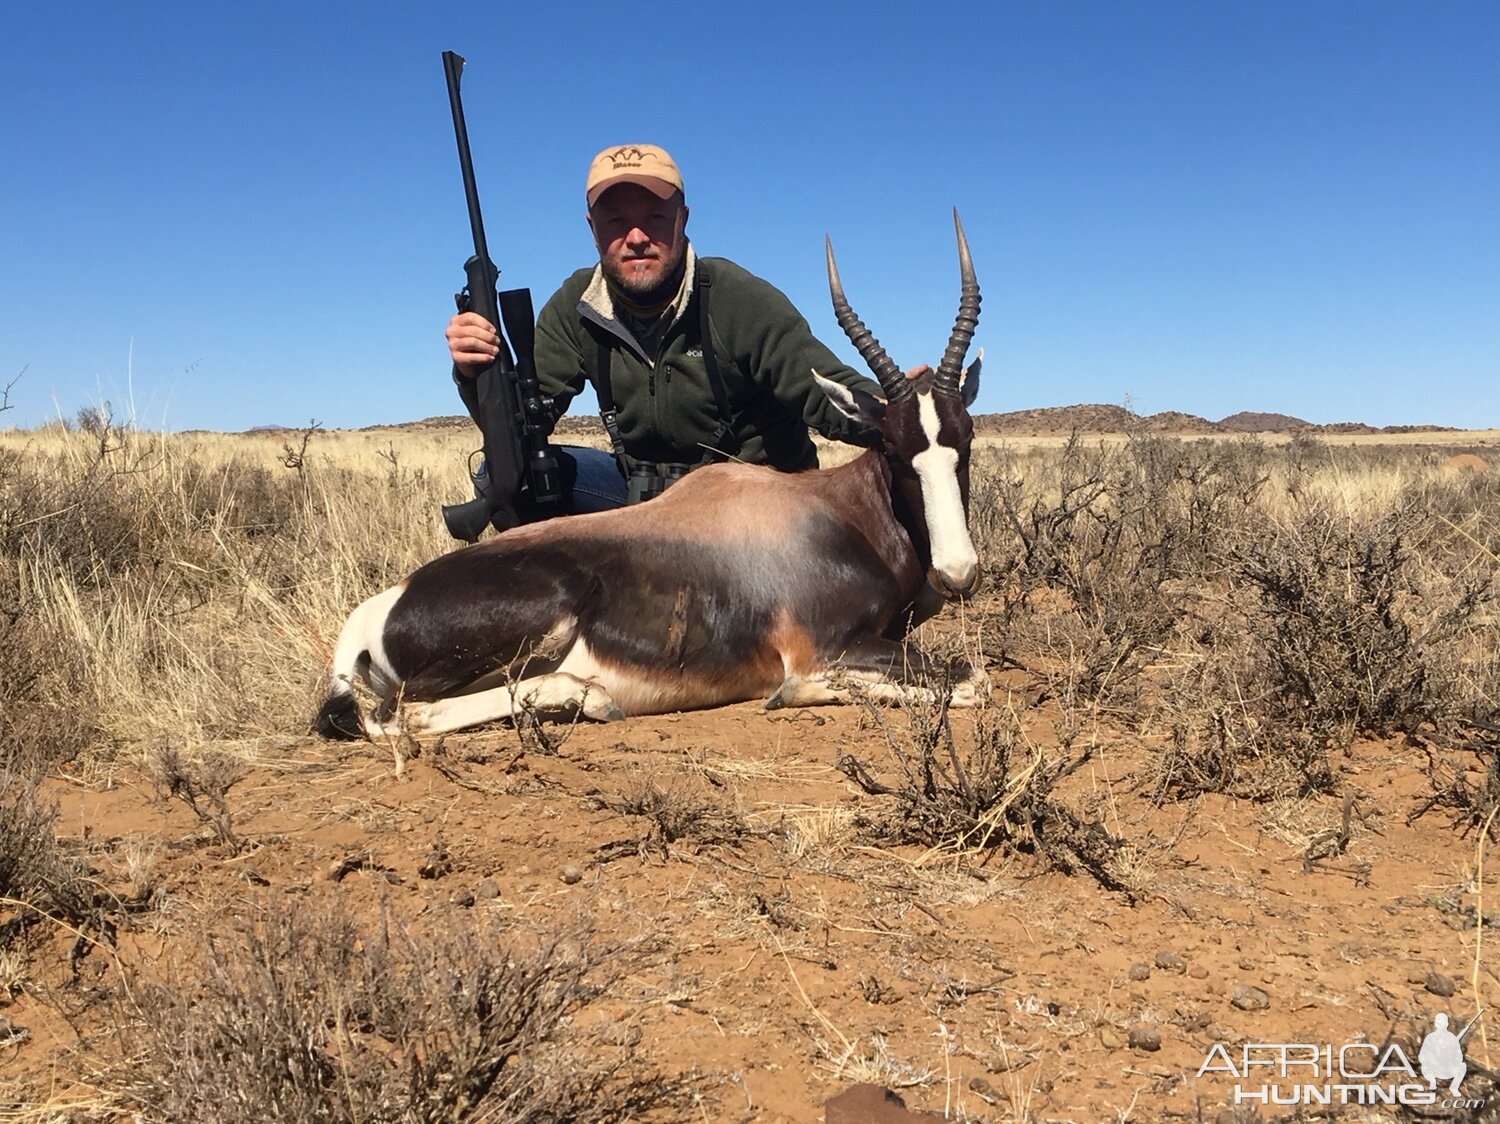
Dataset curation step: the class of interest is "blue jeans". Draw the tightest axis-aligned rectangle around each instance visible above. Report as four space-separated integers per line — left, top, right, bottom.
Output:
472 445 627 521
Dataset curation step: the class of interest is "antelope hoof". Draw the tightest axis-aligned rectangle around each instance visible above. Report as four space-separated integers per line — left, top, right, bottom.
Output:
580 687 627 723
765 674 838 710
948 669 992 708
587 700 627 723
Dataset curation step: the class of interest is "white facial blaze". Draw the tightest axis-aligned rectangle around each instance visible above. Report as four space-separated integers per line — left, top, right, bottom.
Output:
911 393 978 591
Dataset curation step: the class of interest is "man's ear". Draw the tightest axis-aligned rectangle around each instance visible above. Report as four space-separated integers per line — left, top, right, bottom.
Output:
814 371 886 427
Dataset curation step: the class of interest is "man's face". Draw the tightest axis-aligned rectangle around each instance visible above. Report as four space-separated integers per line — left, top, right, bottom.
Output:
588 183 689 299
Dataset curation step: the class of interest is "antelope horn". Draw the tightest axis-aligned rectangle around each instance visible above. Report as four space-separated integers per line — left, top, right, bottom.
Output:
826 235 910 402
934 209 980 397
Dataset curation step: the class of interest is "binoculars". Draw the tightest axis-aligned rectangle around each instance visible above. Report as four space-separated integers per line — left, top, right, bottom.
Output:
626 463 692 505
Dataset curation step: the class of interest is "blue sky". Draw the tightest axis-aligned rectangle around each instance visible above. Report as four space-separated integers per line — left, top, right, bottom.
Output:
3 2 1496 431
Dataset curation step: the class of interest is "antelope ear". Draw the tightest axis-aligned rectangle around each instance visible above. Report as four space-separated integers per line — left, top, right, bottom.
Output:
959 348 983 409
814 370 886 426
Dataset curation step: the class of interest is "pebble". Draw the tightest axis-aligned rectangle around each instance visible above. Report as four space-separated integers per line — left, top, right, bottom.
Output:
475 878 500 900
1155 952 1187 974
967 1076 1003 1101
1129 1026 1162 1052
988 1053 1031 1073
559 865 583 885
1177 1009 1211 1032
1425 971 1457 998
418 849 452 880
1189 966 1209 980
450 889 475 908
1231 986 1270 1011
1128 963 1151 981
1099 1026 1124 1050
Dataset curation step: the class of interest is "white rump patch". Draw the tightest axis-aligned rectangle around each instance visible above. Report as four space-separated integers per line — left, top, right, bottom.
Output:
331 584 406 698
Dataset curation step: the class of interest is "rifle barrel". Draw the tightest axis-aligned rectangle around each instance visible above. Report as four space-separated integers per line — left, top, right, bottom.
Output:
1457 1008 1485 1041
441 51 494 286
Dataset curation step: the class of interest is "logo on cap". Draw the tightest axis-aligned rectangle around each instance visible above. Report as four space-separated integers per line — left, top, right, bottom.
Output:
586 144 683 206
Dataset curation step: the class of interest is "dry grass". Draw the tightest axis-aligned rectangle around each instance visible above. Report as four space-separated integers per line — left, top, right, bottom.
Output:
3 418 1496 802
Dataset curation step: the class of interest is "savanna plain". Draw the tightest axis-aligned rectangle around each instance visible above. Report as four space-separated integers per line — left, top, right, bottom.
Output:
2 411 1499 1122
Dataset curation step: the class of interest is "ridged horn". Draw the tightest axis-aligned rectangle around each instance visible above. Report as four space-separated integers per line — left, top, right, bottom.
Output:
934 209 981 397
826 235 910 402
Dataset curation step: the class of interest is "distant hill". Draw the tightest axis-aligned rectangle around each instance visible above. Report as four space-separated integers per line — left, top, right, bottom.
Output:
246 405 1456 439
974 405 1454 437
1217 411 1308 432
977 405 1223 435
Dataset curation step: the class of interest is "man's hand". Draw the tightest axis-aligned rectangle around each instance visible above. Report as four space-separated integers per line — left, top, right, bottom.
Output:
904 363 932 382
446 311 501 379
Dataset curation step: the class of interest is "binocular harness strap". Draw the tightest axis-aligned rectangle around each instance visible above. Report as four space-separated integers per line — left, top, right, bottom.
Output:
590 265 739 492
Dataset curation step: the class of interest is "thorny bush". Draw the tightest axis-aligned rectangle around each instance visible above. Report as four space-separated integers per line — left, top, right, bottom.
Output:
1229 501 1492 741
837 687 1131 893
973 435 1267 705
0 772 104 955
109 905 688 1123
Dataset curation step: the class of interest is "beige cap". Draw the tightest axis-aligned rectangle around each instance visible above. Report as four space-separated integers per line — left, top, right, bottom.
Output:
586 144 684 207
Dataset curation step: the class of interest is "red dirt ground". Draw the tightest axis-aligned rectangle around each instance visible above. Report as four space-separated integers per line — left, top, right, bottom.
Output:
9 676 1497 1123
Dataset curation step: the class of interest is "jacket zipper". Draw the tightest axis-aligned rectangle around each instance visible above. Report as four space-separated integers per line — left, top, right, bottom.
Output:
647 359 660 444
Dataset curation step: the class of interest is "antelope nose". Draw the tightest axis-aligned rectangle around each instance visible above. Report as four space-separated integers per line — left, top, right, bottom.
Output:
935 561 982 601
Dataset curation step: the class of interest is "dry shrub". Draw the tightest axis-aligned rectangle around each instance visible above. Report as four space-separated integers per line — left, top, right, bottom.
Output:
0 772 97 945
1148 634 1337 800
1406 463 1500 559
146 743 248 852
836 690 1130 893
1149 488 1496 800
975 435 1267 705
1229 501 1492 741
1409 721 1500 842
0 588 99 776
598 776 750 862
108 905 686 1123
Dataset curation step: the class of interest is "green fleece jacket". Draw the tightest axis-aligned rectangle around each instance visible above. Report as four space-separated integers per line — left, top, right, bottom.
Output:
530 247 882 474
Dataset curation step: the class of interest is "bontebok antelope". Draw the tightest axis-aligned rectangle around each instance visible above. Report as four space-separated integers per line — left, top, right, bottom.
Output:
317 213 986 739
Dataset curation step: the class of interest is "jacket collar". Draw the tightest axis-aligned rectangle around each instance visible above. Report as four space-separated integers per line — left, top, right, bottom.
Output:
578 245 697 360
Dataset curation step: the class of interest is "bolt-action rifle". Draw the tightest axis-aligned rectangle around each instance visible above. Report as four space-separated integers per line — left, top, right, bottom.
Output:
440 50 561 541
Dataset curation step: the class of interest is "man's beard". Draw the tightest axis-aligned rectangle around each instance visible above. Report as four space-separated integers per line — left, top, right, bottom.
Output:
603 244 687 308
